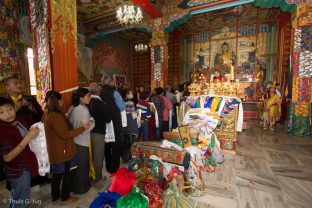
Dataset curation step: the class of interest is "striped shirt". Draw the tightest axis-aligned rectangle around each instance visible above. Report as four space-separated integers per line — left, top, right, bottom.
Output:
136 100 151 121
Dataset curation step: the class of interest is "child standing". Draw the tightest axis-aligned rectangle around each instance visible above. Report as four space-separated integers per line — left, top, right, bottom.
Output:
136 92 151 141
0 97 39 208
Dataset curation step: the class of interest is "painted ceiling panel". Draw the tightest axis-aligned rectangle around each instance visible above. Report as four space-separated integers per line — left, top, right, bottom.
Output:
78 0 130 22
185 4 272 33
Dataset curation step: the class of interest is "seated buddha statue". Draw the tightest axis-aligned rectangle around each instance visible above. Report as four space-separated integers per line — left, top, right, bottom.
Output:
214 42 236 66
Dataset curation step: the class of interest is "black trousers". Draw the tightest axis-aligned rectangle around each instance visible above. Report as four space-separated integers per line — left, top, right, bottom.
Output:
105 118 122 174
51 162 73 201
120 133 137 162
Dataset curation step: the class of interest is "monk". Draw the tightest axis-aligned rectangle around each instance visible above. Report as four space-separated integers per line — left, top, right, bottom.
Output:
263 85 281 131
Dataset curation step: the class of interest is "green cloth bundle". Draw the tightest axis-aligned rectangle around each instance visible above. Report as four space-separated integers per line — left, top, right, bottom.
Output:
116 187 148 208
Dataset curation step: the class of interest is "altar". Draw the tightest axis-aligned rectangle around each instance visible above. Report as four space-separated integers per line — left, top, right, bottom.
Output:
177 80 243 154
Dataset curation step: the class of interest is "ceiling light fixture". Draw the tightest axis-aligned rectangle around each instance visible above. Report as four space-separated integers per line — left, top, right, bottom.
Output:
134 43 148 53
116 5 143 27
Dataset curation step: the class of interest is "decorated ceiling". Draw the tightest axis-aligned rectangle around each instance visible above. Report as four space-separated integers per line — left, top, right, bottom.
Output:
109 29 152 42
78 0 238 35
81 0 285 45
77 0 131 23
184 4 273 33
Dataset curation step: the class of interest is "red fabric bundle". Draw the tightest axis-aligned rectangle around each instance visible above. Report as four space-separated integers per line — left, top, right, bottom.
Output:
109 168 136 196
142 179 163 208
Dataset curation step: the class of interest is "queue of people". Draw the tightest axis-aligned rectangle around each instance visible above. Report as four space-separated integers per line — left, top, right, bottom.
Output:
0 75 190 207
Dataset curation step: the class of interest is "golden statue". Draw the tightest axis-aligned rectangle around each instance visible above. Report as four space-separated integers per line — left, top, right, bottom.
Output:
254 65 264 83
191 69 200 83
214 42 236 66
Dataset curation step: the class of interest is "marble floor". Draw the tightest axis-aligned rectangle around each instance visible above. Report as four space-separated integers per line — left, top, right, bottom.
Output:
0 121 311 208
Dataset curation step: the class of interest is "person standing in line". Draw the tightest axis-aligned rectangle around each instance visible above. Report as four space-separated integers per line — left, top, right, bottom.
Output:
136 92 151 141
88 83 112 182
100 78 125 174
4 75 49 188
68 88 95 194
137 86 145 101
121 89 138 162
165 85 177 130
175 85 184 105
43 91 91 205
161 88 172 132
0 97 39 208
165 85 176 106
151 87 166 140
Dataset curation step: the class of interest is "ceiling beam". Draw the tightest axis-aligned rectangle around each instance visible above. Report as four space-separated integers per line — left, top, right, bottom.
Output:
190 0 254 15
132 0 163 18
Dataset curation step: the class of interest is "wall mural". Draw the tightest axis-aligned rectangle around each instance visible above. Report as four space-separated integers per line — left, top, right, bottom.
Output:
78 35 129 85
78 34 93 83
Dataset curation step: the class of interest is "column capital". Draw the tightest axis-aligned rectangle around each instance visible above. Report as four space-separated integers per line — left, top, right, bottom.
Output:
291 4 312 28
149 31 169 47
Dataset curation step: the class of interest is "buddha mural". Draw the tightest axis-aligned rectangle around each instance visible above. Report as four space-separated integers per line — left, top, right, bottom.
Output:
214 42 236 66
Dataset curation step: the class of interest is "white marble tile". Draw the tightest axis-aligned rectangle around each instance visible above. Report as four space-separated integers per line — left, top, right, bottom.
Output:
204 181 237 199
278 176 312 207
235 155 272 175
270 164 312 182
237 187 288 208
189 192 237 208
235 169 281 194
264 149 298 165
202 159 236 184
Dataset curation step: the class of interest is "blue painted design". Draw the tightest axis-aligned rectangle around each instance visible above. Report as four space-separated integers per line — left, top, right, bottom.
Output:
190 0 255 15
86 27 128 48
178 0 220 9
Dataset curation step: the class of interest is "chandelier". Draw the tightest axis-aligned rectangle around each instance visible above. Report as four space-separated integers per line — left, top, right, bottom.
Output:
116 5 143 27
134 43 148 53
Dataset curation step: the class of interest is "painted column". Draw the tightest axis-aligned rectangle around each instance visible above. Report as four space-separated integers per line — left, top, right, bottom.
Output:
29 0 52 105
288 5 312 137
150 31 169 89
50 0 78 111
29 0 78 110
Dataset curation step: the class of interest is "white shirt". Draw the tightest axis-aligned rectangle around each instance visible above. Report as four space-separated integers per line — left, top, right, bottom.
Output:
68 104 95 147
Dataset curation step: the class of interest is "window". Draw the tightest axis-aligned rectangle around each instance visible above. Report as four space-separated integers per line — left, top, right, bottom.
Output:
27 48 37 96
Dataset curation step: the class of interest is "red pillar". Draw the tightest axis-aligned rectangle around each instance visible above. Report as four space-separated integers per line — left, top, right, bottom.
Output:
49 0 78 111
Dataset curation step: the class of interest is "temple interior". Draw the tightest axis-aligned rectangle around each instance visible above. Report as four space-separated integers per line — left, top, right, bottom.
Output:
0 0 311 208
